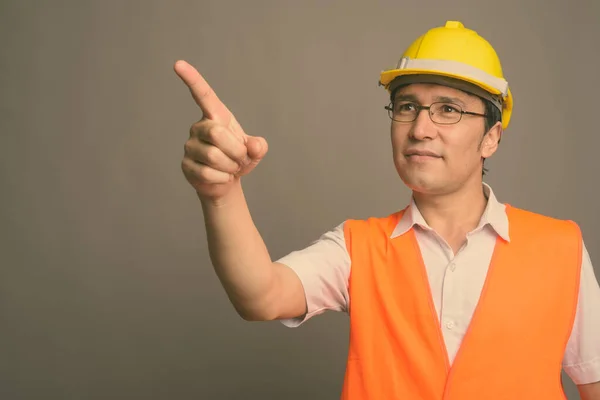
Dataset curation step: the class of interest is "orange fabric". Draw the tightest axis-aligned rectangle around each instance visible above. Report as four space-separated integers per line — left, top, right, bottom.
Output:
341 204 582 400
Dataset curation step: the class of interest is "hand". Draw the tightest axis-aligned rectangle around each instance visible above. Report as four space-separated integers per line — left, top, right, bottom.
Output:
174 60 269 202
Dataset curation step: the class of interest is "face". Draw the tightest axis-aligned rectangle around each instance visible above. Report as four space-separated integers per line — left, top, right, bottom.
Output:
390 83 502 196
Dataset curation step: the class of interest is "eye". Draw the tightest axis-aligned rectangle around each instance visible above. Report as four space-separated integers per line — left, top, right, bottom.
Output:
440 104 461 113
395 102 417 113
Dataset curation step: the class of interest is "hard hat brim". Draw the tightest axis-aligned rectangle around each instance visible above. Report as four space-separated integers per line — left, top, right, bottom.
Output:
380 68 504 98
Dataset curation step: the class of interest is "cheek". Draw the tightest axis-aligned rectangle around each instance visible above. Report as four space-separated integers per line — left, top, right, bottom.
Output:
446 137 483 167
390 128 407 151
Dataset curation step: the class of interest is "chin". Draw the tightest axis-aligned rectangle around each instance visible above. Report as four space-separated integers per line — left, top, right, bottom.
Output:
397 168 443 195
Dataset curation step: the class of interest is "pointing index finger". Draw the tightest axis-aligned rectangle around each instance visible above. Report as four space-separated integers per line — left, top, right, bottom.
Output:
174 60 230 121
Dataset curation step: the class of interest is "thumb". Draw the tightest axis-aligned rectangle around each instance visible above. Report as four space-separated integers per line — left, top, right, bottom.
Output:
237 136 268 177
246 136 268 161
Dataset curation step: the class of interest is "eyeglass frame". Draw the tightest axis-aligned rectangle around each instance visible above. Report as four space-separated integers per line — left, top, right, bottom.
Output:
384 101 488 125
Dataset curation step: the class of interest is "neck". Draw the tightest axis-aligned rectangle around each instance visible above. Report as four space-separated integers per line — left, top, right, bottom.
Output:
412 180 488 236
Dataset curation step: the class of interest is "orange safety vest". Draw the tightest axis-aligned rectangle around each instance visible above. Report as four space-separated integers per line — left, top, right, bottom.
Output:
341 204 582 400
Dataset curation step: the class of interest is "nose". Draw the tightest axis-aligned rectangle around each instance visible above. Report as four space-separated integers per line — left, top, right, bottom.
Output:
409 108 437 140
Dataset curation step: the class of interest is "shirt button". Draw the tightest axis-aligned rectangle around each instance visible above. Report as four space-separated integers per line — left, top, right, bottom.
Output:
449 263 456 271
445 321 455 330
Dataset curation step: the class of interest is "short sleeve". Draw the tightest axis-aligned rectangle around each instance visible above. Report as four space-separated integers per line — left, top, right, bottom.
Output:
276 222 351 328
562 240 600 385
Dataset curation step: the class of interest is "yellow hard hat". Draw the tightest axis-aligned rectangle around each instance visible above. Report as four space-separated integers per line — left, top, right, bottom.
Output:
379 21 513 130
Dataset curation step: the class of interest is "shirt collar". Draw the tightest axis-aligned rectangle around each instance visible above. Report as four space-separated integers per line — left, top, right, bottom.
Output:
390 182 510 242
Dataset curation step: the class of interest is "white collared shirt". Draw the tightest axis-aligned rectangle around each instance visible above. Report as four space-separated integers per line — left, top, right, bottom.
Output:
276 183 600 385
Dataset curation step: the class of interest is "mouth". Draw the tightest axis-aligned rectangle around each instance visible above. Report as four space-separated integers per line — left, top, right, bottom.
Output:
404 150 442 160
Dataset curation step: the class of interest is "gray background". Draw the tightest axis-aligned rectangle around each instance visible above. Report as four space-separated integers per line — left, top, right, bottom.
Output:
1 1 599 399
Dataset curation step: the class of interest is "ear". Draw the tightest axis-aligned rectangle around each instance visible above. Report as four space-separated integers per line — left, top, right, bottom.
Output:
481 121 502 158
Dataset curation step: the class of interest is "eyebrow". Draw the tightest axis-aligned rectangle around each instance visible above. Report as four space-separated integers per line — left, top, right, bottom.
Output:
393 93 467 107
434 96 467 107
393 93 419 103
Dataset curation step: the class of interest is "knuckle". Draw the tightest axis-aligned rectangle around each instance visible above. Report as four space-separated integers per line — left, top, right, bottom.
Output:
204 146 221 164
196 164 213 181
200 88 213 101
181 158 193 176
189 119 204 138
205 124 227 143
183 139 195 156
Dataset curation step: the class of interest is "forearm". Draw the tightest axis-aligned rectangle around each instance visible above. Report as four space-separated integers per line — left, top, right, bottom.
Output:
579 381 600 400
200 181 276 320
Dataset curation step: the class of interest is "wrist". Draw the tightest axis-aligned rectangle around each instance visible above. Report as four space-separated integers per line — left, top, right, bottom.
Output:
198 180 244 209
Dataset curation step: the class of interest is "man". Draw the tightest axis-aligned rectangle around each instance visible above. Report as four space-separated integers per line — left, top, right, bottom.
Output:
174 21 600 399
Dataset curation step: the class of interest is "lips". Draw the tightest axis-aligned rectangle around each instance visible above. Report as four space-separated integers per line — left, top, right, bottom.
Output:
404 149 442 158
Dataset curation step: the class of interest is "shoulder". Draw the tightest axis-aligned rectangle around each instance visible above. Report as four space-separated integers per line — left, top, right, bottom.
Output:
342 209 408 248
344 209 406 231
507 204 579 226
506 204 582 240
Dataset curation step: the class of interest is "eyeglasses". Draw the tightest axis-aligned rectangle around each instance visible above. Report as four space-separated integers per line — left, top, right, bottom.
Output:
385 101 487 125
